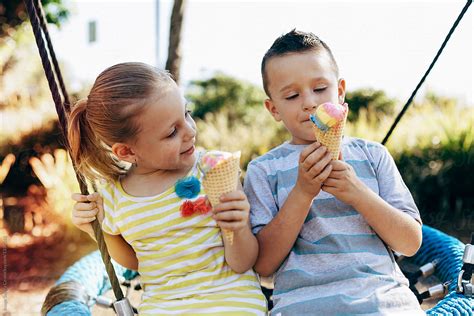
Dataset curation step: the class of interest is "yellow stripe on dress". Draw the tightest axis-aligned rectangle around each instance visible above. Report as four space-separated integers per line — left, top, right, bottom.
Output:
124 214 215 241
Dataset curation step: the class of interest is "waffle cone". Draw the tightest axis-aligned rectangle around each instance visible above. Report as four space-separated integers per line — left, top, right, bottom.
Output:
312 108 348 160
201 152 241 245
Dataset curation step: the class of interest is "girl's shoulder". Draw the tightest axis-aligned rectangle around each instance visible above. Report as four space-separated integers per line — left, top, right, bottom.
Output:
96 179 120 201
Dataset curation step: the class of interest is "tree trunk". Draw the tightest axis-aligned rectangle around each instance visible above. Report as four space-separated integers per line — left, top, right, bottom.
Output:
166 0 186 85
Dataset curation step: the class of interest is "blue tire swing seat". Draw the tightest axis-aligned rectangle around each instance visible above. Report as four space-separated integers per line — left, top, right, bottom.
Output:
44 225 473 315
24 0 472 314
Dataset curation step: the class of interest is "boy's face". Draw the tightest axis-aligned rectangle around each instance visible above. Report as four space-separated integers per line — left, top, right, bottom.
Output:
264 50 346 145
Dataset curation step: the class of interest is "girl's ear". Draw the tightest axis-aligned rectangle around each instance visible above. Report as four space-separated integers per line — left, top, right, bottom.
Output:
338 78 346 104
264 99 282 122
111 143 136 164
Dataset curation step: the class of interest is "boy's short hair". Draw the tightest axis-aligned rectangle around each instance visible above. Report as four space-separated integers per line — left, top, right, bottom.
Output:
261 29 339 97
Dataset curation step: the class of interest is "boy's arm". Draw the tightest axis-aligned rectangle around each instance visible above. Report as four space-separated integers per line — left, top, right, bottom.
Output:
246 142 332 277
323 146 422 256
254 189 314 277
349 187 422 256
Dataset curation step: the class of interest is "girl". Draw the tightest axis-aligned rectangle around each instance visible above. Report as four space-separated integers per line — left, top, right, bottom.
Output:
68 62 267 315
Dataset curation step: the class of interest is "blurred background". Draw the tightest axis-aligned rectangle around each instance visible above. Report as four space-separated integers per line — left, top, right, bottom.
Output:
0 0 472 314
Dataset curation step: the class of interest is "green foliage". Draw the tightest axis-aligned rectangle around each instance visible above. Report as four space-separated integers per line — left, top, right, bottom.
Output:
196 106 288 171
395 126 473 231
0 0 69 38
345 88 396 122
186 73 266 122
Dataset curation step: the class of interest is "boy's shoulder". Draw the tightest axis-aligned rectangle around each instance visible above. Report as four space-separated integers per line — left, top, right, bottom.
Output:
343 136 388 159
343 136 385 151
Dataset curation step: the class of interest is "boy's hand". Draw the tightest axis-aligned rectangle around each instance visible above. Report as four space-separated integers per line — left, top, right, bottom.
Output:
212 190 250 235
322 160 367 206
294 142 333 200
71 192 104 237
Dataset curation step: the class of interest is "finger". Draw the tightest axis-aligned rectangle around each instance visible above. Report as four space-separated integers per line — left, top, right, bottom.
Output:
74 202 97 211
338 151 343 160
219 190 245 202
299 141 321 163
213 210 244 222
94 194 105 212
327 170 346 179
314 164 333 184
73 208 98 218
302 146 327 171
322 178 338 187
216 221 244 231
72 193 89 202
87 192 102 202
330 160 348 171
72 216 95 225
307 151 333 178
214 200 248 213
321 185 335 195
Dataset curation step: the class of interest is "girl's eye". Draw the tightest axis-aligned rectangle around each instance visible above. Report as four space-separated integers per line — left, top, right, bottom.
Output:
285 94 298 100
185 109 192 117
314 87 327 93
167 128 177 138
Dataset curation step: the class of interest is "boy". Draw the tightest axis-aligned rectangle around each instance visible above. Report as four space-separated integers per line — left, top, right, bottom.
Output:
244 29 424 315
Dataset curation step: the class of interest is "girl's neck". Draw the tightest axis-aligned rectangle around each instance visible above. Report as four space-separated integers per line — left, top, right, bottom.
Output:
120 160 196 198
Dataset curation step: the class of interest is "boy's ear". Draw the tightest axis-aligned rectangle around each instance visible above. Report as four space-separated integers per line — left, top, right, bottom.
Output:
338 78 346 104
111 143 136 164
264 98 282 122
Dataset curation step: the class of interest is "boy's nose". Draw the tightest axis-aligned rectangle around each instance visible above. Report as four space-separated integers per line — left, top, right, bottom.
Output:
302 97 318 112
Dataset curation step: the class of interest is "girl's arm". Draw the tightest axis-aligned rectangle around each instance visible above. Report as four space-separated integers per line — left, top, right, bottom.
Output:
212 187 259 273
72 192 139 270
103 232 139 271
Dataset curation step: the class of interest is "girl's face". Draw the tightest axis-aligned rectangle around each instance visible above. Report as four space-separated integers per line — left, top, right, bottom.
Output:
131 82 197 173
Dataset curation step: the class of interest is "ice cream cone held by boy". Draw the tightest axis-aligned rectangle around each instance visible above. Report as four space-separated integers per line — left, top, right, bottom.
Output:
310 101 348 160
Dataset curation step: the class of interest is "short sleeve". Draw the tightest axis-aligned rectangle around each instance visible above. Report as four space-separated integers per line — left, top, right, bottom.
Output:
99 183 121 235
244 162 279 234
376 146 422 224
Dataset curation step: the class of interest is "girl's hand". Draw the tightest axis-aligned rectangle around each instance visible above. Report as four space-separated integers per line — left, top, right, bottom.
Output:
294 141 333 200
212 190 250 235
71 192 104 238
322 160 368 206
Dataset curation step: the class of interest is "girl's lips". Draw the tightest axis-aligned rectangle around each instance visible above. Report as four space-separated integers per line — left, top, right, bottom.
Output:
182 145 195 155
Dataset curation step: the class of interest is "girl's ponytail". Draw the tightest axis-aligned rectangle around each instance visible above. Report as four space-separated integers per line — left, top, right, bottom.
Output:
68 98 127 181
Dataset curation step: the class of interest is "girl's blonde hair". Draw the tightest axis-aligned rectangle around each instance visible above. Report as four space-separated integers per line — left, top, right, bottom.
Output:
68 62 173 181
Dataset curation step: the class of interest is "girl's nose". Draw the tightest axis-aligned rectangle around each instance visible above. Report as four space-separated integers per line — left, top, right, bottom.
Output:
184 118 197 140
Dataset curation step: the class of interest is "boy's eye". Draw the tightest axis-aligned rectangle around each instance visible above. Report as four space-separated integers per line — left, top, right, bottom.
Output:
314 87 327 92
185 109 192 116
285 94 298 100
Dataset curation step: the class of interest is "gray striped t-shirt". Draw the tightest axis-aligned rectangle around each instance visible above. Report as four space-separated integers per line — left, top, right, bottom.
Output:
244 137 424 315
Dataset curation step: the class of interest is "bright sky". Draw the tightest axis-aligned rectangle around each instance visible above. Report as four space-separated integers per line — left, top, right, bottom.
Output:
52 0 473 104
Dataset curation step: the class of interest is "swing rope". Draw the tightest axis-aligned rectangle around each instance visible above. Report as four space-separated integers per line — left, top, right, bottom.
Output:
382 0 472 145
23 0 128 313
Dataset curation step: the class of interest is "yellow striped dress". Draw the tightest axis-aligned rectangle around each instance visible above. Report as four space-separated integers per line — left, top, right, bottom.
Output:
100 157 267 315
